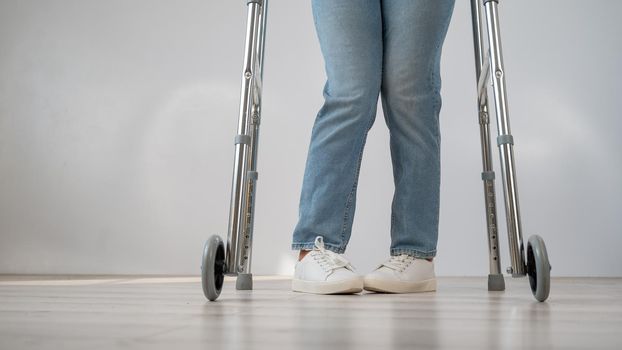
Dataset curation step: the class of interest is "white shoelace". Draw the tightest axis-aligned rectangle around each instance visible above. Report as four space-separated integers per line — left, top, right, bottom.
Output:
381 254 415 272
310 236 354 273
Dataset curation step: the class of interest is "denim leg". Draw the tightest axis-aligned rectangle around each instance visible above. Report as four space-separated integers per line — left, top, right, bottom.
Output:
291 0 383 253
380 0 455 258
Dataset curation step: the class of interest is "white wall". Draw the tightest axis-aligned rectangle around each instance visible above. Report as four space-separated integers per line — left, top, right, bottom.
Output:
0 0 620 276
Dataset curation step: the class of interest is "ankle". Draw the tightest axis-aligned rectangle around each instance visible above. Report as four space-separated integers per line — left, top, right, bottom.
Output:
298 249 310 261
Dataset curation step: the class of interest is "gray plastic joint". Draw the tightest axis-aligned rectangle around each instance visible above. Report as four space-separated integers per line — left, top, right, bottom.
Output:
497 134 514 146
235 134 251 145
481 171 495 181
247 170 258 181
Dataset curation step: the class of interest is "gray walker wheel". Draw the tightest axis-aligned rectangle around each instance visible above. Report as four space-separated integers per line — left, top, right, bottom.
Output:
526 235 551 302
202 235 226 301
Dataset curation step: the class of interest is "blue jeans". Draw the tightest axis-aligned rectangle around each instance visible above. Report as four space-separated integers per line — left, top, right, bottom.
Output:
291 0 455 258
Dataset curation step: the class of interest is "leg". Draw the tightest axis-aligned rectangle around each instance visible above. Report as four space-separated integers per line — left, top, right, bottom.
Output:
380 0 455 258
292 0 383 253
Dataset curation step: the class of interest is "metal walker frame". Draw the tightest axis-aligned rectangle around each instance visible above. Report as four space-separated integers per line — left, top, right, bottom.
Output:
201 0 551 302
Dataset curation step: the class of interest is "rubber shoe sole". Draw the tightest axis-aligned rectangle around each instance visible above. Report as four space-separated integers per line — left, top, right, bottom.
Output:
363 277 437 293
292 277 363 295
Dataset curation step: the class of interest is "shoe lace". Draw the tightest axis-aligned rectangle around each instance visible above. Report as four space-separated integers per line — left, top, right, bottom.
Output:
310 236 354 273
381 254 415 272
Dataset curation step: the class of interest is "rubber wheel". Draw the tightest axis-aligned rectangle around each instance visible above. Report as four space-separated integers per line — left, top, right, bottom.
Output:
201 235 225 301
526 235 551 302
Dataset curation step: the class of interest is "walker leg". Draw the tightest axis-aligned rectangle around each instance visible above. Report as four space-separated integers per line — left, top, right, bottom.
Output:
224 0 268 281
471 0 504 291
472 0 552 302
480 0 527 277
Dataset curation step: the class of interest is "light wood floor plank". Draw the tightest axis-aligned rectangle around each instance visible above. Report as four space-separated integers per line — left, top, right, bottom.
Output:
0 276 620 349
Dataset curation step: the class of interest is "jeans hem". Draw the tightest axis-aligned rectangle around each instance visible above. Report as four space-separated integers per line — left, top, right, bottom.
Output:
390 248 436 259
291 242 345 254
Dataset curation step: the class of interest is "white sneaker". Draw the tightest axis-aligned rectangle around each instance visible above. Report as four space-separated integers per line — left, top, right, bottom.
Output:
292 236 363 294
363 254 437 293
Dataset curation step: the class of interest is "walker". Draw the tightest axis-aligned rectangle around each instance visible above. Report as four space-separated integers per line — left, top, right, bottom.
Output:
201 0 551 302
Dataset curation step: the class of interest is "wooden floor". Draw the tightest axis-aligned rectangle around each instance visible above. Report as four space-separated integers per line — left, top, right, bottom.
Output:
0 276 620 350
